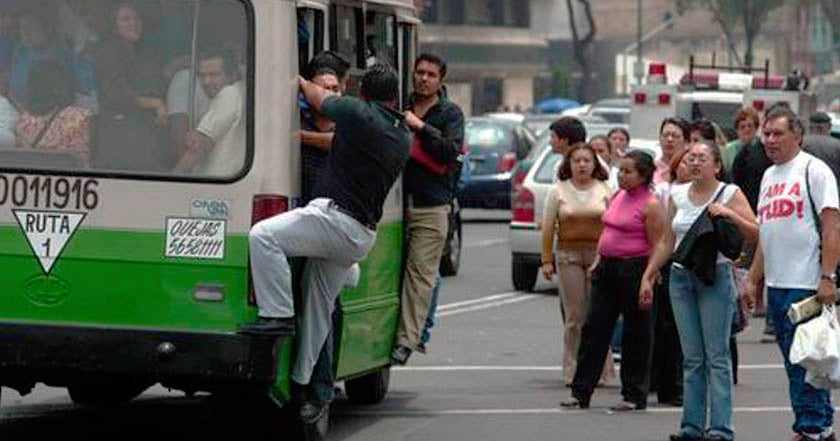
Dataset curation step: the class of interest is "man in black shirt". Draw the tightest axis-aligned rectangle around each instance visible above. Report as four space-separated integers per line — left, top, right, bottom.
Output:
392 54 464 364
243 64 410 420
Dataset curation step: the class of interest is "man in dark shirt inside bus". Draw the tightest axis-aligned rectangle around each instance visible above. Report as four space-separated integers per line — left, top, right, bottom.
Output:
243 64 410 423
392 53 464 365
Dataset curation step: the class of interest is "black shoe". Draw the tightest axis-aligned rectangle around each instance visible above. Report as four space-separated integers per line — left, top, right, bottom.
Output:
391 345 412 365
239 316 296 336
298 400 328 425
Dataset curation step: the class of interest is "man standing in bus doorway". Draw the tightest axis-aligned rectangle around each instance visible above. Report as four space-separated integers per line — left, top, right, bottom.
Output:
391 53 464 365
243 64 410 422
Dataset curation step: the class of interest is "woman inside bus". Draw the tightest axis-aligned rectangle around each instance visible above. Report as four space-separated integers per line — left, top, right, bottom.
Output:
640 141 756 441
90 1 168 171
654 117 690 185
561 150 666 411
649 147 690 407
6 6 76 110
540 144 615 388
16 60 91 166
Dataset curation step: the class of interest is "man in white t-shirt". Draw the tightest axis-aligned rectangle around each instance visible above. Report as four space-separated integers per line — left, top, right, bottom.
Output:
747 106 840 441
174 47 245 177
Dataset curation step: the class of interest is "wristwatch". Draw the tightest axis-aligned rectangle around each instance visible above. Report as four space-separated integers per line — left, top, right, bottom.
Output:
821 272 837 283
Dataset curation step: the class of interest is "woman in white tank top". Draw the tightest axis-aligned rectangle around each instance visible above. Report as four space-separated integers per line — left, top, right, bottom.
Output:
640 141 758 441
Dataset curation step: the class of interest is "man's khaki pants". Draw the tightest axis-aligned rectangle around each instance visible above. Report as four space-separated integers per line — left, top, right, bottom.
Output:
396 204 450 350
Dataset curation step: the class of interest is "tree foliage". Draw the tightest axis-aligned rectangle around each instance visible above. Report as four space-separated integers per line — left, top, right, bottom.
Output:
675 0 785 71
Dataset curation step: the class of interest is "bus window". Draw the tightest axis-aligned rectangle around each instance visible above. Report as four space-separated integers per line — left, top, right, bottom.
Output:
0 0 251 181
399 23 417 106
364 11 396 70
331 5 363 69
297 7 325 76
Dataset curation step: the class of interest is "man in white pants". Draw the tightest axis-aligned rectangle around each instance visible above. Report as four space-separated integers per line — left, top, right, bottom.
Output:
241 64 410 421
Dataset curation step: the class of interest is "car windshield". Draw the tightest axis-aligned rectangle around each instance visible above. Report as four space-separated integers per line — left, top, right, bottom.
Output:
465 121 513 152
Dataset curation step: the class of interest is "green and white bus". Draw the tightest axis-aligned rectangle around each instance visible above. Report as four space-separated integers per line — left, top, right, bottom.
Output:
0 0 419 436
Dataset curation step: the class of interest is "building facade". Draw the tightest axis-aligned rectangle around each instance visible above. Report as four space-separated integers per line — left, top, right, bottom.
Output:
418 0 567 115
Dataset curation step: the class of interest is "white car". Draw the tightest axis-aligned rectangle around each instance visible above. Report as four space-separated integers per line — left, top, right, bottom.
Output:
509 140 660 291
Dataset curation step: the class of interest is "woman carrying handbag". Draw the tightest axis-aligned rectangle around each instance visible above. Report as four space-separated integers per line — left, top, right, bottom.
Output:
640 140 758 441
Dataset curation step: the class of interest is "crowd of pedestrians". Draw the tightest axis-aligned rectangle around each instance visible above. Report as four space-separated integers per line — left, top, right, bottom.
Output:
541 104 840 441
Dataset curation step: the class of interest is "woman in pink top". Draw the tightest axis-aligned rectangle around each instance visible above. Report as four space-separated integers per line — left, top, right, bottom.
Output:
561 150 667 411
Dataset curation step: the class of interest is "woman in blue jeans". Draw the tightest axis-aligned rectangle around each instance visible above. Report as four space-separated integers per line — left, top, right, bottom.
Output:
640 141 757 441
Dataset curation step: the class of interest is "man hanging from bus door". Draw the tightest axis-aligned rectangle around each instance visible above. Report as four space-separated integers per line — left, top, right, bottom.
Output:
296 52 350 414
242 64 410 423
391 53 465 365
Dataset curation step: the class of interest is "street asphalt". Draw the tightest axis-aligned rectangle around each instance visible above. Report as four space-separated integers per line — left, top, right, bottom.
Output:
0 210 834 441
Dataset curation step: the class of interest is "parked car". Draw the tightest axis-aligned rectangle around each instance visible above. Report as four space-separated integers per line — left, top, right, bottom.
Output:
458 117 536 209
587 97 630 124
509 140 660 291
509 118 628 201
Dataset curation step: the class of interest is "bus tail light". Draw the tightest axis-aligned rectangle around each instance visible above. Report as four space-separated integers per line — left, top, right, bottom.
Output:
249 194 289 305
498 153 517 173
752 100 765 111
658 93 671 105
512 185 535 223
634 93 647 105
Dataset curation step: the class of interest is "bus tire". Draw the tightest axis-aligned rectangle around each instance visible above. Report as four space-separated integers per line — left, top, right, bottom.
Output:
344 367 390 405
68 380 149 406
512 259 538 292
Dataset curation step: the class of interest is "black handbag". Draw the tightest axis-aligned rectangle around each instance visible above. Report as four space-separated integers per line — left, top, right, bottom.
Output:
710 185 744 261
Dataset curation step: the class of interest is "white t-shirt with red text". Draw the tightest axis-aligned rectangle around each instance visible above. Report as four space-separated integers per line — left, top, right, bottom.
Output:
758 151 839 290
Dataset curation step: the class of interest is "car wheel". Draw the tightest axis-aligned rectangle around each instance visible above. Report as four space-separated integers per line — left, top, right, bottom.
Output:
440 216 461 277
512 259 538 292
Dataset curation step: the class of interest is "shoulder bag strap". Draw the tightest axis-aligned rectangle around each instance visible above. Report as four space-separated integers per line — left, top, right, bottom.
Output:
805 159 822 236
27 109 62 149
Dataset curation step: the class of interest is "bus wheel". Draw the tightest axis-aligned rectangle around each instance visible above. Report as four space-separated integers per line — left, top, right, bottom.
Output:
344 367 390 405
68 380 148 407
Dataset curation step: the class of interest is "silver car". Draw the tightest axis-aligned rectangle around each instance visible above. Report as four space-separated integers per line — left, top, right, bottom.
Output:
509 139 660 292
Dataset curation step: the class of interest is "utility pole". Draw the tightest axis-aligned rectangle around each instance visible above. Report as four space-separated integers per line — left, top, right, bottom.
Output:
635 0 644 85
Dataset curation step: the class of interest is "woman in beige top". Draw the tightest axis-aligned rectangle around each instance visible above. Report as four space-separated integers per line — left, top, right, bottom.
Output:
541 144 615 386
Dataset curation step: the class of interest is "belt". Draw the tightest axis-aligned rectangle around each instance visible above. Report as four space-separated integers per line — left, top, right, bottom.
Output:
332 202 376 231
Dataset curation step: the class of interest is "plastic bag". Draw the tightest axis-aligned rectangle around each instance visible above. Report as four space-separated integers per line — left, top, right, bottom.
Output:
805 362 840 389
789 305 840 375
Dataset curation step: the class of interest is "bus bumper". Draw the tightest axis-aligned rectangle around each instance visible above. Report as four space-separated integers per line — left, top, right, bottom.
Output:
0 323 286 393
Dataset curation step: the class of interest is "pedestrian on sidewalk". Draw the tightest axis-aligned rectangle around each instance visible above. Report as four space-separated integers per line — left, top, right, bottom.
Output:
642 140 757 441
649 146 691 407
540 143 616 387
745 106 840 441
560 150 666 411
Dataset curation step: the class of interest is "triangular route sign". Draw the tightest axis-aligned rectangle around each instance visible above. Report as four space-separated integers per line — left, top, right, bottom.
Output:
13 210 86 275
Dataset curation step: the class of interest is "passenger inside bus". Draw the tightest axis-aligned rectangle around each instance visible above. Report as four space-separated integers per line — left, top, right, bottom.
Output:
167 67 210 161
16 59 92 166
173 46 245 177
6 6 76 111
89 1 169 171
